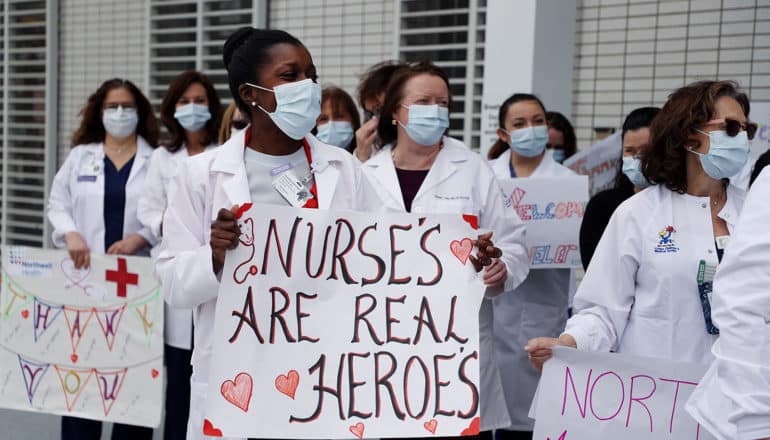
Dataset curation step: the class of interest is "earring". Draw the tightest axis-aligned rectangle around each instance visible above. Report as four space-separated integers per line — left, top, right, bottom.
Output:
392 119 397 126
251 101 257 107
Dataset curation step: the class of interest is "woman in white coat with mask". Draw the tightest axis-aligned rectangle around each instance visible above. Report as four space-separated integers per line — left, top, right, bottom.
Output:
137 70 221 440
686 166 770 440
527 80 756 373
48 78 158 440
154 27 382 440
485 94 575 440
360 61 530 440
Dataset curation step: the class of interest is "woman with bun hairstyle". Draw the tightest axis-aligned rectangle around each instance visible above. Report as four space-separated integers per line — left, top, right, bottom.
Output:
154 27 382 440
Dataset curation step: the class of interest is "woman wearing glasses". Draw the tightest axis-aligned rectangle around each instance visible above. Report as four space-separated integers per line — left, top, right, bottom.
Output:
48 78 158 439
527 81 757 372
136 70 221 440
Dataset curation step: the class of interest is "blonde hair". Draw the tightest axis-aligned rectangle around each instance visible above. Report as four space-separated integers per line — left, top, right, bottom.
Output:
219 102 239 144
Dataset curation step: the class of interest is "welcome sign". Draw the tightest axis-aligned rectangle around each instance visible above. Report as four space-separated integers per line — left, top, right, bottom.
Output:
203 204 486 438
0 247 163 427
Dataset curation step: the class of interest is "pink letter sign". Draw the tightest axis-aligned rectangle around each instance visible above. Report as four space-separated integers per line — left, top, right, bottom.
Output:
204 204 486 438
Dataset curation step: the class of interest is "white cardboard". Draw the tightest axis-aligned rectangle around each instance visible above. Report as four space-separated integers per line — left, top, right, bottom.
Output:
563 132 623 196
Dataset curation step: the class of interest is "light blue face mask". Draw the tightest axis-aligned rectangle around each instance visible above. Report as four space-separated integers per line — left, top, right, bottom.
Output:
399 104 449 146
316 121 354 148
102 106 138 139
174 103 211 132
551 149 566 163
508 125 548 157
246 78 322 140
690 129 750 180
622 156 649 188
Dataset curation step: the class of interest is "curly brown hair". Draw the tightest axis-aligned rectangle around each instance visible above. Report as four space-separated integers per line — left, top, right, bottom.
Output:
641 80 750 193
71 78 159 147
160 71 222 152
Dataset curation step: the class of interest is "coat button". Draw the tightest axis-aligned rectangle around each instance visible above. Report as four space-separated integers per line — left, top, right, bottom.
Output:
701 203 707 208
708 249 713 254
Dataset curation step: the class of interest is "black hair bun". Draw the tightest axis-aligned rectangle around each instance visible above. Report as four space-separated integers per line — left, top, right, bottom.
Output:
223 26 255 71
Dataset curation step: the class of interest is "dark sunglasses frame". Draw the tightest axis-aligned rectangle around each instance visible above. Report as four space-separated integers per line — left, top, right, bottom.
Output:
721 118 758 140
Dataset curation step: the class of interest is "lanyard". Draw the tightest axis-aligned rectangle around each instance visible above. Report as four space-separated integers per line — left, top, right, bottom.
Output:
245 127 318 209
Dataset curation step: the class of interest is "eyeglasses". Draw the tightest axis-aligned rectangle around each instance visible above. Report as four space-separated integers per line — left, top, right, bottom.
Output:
704 118 758 140
230 119 248 130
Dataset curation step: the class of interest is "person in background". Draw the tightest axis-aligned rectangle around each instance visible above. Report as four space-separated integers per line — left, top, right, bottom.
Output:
219 101 249 144
314 85 360 152
579 106 660 270
544 111 576 163
527 80 755 376
48 78 158 440
361 61 530 440
686 167 770 440
137 70 221 440
487 94 575 440
750 148 770 185
155 27 382 440
354 60 406 162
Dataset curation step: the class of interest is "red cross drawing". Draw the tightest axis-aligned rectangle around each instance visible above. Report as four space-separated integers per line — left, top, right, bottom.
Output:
105 257 138 298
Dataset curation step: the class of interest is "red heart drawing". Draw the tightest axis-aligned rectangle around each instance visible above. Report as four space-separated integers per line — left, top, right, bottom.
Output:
424 419 438 434
450 238 474 265
151 369 159 379
460 417 480 436
202 419 223 437
70 354 79 364
349 422 365 439
275 370 300 399
20 310 29 319
235 203 253 219
220 372 253 412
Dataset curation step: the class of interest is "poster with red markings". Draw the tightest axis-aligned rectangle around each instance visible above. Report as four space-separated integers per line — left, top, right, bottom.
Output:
204 204 486 438
0 246 163 427
531 347 717 440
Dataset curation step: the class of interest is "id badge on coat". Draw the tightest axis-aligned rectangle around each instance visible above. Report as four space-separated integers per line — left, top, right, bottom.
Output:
696 259 719 335
77 157 102 182
272 169 314 207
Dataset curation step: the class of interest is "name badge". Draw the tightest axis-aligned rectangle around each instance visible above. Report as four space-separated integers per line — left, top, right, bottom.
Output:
78 159 102 178
696 259 719 335
77 175 97 182
272 169 314 207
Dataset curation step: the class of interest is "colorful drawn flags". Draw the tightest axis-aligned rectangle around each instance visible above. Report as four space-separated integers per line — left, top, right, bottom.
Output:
94 369 127 416
33 298 62 342
17 355 50 404
63 307 94 360
95 305 126 351
54 365 95 412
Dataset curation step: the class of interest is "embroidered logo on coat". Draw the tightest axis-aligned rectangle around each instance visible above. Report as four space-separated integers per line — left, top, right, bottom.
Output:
654 226 680 253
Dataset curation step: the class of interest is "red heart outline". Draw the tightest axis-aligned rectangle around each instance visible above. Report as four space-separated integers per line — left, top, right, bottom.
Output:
460 417 480 436
151 369 159 379
424 419 438 434
203 419 223 437
275 370 300 399
70 354 79 363
450 238 474 265
349 422 365 439
20 309 29 319
220 372 253 412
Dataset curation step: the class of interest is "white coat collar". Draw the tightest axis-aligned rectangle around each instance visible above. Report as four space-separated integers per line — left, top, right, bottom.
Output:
490 148 557 178
210 128 344 214
127 136 154 184
364 136 468 210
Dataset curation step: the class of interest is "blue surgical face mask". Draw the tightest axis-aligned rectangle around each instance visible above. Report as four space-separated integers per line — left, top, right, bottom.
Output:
174 103 211 132
398 104 449 146
690 129 750 180
316 121 354 148
102 106 138 139
508 125 548 157
622 156 649 188
246 78 321 140
550 149 566 163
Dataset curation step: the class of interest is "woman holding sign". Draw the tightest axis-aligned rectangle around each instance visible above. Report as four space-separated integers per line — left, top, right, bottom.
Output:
47 78 158 439
154 27 382 440
526 81 756 375
360 61 530 439
486 94 576 440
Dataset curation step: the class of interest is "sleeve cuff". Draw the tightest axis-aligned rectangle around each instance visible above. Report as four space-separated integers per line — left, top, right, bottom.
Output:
137 227 158 247
737 416 770 440
563 319 593 351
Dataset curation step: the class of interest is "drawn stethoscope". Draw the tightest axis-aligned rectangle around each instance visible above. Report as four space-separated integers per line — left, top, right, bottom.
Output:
232 217 257 285
60 258 108 302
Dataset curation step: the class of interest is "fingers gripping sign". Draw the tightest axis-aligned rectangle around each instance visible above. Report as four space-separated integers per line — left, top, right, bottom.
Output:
210 204 246 275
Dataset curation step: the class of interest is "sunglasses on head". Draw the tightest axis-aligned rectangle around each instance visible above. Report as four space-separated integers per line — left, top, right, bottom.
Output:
705 118 758 140
231 119 248 130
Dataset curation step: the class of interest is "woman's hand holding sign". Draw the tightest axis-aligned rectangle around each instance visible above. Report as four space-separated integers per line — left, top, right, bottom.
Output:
525 334 577 372
211 205 242 274
470 231 506 287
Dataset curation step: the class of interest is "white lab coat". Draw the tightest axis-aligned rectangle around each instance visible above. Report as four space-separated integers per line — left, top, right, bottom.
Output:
489 150 575 431
47 138 154 254
154 128 382 440
565 183 745 365
138 143 216 351
361 137 530 431
687 168 770 440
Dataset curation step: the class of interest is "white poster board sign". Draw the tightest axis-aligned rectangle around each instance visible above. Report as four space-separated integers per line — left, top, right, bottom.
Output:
204 204 486 439
0 247 163 427
563 132 622 196
498 176 588 269
531 347 716 440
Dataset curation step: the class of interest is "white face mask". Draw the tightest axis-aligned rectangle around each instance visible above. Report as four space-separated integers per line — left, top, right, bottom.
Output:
245 78 321 140
316 121 355 148
102 106 138 139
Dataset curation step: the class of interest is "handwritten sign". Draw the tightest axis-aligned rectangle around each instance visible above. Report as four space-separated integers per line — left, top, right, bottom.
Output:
204 204 486 439
498 176 588 269
0 246 163 427
564 132 622 196
531 347 717 440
